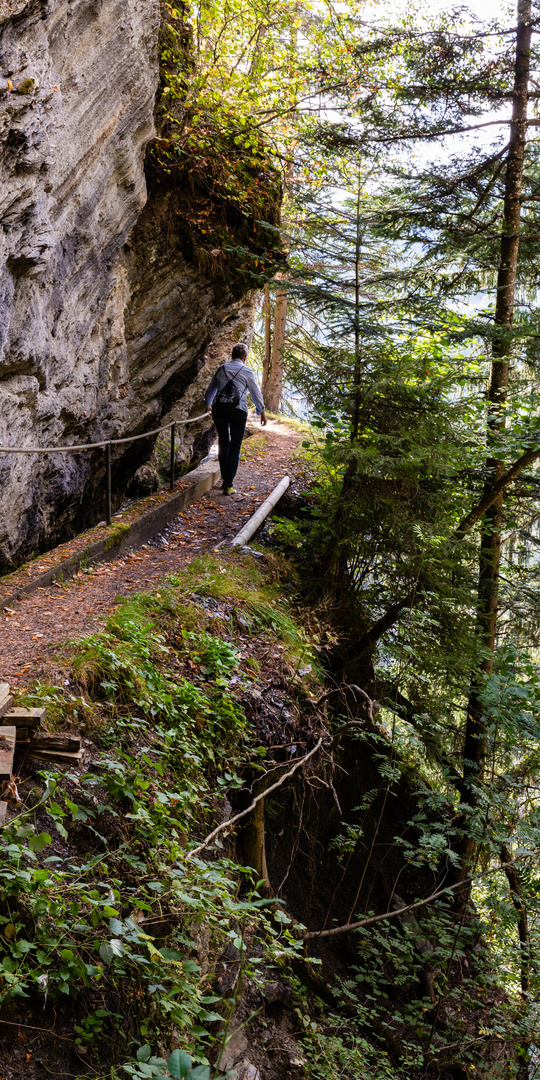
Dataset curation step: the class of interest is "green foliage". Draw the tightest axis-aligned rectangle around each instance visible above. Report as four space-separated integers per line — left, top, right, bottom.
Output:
299 1010 399 1080
268 516 303 551
71 593 246 792
169 553 322 681
124 1045 211 1079
0 554 325 1076
150 2 283 285
181 629 239 682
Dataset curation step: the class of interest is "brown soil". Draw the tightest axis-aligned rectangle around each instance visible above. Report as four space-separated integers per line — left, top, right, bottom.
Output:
0 418 303 690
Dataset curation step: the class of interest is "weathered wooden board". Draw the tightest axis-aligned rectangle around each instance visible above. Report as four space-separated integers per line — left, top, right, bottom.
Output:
3 707 45 728
0 685 14 720
0 727 16 780
27 748 85 767
19 734 81 752
0 801 7 826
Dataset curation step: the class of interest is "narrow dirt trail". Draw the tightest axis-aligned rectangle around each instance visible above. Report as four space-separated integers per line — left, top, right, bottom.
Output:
0 418 303 689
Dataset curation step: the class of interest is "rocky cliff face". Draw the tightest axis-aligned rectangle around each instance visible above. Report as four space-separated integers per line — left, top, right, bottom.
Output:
0 0 262 570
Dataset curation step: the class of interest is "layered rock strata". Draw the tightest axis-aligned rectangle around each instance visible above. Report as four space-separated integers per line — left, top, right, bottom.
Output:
0 0 261 571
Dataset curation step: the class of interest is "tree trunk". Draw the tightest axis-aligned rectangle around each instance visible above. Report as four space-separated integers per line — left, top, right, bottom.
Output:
262 273 287 411
501 845 531 997
455 0 532 896
261 20 297 414
352 177 362 442
263 282 271 379
261 281 273 407
330 176 364 591
239 795 269 889
501 845 532 1080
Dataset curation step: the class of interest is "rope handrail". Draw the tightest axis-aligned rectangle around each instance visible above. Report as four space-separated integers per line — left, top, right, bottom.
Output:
0 410 212 527
0 411 210 454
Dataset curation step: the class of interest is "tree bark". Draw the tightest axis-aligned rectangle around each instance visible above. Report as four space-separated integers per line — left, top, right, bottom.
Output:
500 844 531 997
261 20 297 413
352 178 362 441
326 176 365 592
262 272 287 410
501 844 531 1080
455 0 532 896
239 794 269 889
263 282 271 381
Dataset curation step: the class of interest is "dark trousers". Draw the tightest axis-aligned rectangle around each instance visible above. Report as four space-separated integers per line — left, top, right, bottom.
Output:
212 407 247 487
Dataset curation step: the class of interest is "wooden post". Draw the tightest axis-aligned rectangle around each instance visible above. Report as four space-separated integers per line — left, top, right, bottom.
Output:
105 442 112 526
170 422 176 492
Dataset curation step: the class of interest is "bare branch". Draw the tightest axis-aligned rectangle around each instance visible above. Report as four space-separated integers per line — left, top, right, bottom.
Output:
187 738 324 860
311 683 373 716
300 864 515 940
354 589 417 654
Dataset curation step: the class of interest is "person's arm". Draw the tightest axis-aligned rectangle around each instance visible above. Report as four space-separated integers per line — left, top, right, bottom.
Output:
244 369 266 420
204 372 219 411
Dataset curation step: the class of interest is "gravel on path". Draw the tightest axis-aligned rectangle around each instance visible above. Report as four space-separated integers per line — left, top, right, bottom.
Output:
0 418 302 689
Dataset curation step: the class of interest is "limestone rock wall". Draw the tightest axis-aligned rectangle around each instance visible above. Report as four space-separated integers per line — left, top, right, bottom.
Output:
0 0 258 571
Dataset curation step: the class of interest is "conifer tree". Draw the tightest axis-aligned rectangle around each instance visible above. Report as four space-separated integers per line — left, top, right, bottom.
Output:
274 0 540 905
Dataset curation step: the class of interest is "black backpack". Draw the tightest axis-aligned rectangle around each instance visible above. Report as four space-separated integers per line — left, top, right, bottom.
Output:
213 368 246 415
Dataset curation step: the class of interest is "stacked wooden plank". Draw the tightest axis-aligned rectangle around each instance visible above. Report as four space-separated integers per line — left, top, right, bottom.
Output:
0 683 14 718
0 727 16 780
0 692 85 780
17 728 84 766
0 686 16 824
0 688 87 826
3 705 45 740
0 684 16 826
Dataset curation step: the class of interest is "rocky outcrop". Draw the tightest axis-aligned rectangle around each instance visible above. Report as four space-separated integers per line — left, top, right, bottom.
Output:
0 0 266 571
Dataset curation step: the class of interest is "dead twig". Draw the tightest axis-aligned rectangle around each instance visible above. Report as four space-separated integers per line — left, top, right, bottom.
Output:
300 863 517 940
187 737 324 860
325 719 367 751
0 1019 72 1041
188 685 376 860
311 683 374 719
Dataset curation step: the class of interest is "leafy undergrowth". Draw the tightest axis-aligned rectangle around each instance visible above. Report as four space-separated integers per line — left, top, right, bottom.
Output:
0 552 330 1079
0 551 527 1080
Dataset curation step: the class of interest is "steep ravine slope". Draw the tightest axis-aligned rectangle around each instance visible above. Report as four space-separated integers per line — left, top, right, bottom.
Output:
0 0 268 571
0 552 516 1080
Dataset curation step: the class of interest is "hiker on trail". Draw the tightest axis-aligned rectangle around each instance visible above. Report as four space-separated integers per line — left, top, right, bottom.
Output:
205 342 267 496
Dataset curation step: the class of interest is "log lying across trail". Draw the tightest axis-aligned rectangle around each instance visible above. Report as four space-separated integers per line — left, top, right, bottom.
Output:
231 475 290 548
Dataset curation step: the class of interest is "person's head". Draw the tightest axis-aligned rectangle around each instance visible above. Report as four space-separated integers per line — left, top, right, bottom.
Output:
232 342 248 362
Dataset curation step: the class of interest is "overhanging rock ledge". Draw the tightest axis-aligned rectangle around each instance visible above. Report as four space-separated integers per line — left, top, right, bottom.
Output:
0 0 259 571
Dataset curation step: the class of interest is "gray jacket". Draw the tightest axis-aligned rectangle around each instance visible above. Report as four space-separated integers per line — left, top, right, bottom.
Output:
205 361 265 415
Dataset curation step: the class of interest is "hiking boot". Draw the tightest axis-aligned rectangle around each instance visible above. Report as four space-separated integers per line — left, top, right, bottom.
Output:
222 486 236 496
